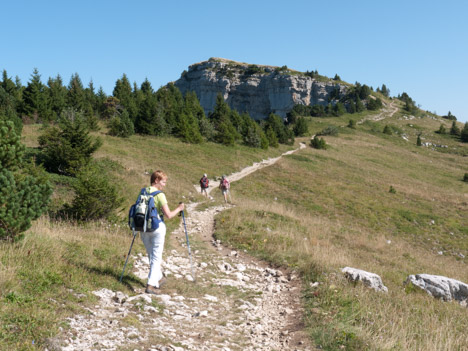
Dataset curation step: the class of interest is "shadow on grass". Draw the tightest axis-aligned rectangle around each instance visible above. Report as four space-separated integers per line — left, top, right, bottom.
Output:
72 262 145 292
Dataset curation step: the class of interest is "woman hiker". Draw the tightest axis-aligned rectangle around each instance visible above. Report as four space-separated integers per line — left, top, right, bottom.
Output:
199 173 209 197
219 175 231 203
141 170 184 295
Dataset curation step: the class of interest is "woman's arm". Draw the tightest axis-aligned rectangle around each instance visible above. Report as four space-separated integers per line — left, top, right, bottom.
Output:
161 202 184 220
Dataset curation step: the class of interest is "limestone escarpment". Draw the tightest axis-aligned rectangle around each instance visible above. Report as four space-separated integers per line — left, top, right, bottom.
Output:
174 58 349 120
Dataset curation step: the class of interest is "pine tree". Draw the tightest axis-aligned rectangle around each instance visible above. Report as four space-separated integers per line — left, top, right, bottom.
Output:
101 96 121 120
83 80 98 128
266 127 279 148
416 134 422 146
22 68 50 120
108 110 134 138
355 96 365 112
67 73 85 111
178 95 203 143
38 109 102 176
332 102 346 116
310 136 327 149
113 74 138 121
381 84 390 97
450 120 461 136
436 124 446 134
183 91 205 121
215 120 236 146
367 98 383 111
0 119 52 240
244 125 261 148
63 164 122 221
209 93 231 128
0 71 22 132
383 125 392 135
175 111 203 143
198 116 216 141
135 87 159 135
1 70 19 114
293 117 309 136
96 86 108 117
461 122 468 142
47 75 67 120
264 113 294 144
155 83 183 132
209 93 239 145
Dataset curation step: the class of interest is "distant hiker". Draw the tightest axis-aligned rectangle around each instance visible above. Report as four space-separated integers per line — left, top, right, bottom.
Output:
219 175 231 203
199 173 209 197
140 170 184 295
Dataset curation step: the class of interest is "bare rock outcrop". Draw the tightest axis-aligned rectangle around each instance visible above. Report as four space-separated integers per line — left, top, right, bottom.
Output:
174 58 348 119
342 267 388 292
405 274 468 303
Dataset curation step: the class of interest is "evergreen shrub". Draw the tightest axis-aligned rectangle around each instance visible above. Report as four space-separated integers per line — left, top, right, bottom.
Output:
63 164 123 221
38 109 102 176
461 122 468 142
293 117 309 136
383 125 392 135
108 110 135 137
317 126 339 136
310 136 327 149
0 119 52 241
416 134 422 146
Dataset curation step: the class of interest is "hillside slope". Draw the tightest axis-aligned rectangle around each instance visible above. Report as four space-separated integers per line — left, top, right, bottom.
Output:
1 97 467 350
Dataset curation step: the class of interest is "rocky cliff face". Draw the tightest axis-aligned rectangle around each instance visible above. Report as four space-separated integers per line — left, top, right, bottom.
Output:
174 58 349 120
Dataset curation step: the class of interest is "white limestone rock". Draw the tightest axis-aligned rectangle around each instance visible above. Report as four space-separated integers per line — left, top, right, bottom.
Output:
405 274 468 302
342 267 388 292
175 58 348 120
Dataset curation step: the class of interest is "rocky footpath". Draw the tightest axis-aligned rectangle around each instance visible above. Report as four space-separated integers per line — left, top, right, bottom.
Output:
174 58 347 119
55 204 314 351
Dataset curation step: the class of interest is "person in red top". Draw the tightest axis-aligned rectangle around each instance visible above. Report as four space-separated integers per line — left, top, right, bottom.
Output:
199 173 209 197
219 175 231 203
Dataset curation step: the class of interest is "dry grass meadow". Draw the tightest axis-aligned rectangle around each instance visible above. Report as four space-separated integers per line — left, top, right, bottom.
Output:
214 110 468 350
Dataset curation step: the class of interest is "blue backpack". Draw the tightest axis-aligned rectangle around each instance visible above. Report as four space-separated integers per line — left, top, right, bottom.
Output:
128 188 164 232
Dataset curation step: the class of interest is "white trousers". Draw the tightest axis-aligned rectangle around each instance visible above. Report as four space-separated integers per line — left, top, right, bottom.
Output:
140 222 166 287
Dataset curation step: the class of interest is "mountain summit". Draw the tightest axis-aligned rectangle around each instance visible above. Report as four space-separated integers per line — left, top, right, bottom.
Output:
174 58 348 120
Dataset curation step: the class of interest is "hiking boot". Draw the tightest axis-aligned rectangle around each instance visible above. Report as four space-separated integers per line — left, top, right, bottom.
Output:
158 277 167 288
145 284 159 295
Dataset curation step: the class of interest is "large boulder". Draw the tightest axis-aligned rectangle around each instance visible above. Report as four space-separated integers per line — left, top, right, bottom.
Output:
405 274 468 302
342 267 388 293
174 58 348 120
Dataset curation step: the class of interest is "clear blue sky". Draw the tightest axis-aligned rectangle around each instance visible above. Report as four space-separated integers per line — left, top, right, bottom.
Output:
2 0 467 122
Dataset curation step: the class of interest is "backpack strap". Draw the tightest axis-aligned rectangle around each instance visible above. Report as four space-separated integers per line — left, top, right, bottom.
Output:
149 190 164 221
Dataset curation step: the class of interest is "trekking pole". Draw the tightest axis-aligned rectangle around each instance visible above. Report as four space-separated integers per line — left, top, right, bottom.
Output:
181 210 196 281
119 229 138 283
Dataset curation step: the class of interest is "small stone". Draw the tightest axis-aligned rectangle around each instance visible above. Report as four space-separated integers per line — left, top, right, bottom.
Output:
113 291 127 304
236 263 246 272
127 331 139 339
203 294 218 302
